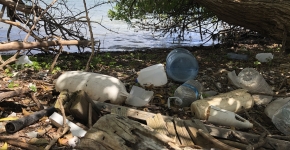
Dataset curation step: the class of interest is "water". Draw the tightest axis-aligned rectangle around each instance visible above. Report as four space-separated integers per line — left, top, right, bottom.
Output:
0 0 218 53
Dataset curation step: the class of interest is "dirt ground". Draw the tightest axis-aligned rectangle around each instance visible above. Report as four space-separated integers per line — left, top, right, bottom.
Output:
0 42 289 149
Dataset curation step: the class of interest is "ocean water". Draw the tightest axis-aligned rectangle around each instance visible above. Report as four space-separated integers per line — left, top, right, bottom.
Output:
0 0 217 53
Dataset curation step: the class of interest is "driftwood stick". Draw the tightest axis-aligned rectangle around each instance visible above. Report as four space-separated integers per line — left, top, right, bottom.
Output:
246 132 267 150
0 40 91 52
0 136 40 150
197 129 240 150
242 107 271 135
0 87 30 101
268 135 290 141
230 130 249 144
30 92 44 110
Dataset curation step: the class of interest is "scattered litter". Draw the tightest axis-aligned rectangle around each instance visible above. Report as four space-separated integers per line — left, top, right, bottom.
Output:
137 64 167 87
207 105 253 129
55 71 129 104
168 79 203 108
15 55 33 67
255 53 273 62
265 97 290 135
227 68 273 105
191 89 254 120
125 86 154 107
49 112 87 137
166 48 199 82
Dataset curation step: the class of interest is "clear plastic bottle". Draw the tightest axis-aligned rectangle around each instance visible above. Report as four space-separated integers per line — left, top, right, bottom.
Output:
169 80 203 107
166 48 199 82
271 101 290 135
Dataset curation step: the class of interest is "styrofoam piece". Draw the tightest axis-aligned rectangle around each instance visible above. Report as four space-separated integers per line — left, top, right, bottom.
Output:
208 105 253 129
49 112 87 137
137 64 167 86
55 71 129 104
125 86 154 107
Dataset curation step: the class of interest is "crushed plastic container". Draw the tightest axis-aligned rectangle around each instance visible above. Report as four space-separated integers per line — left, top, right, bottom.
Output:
256 53 273 62
191 89 254 120
265 97 290 135
228 68 273 105
137 64 167 87
125 86 154 107
166 48 199 82
168 79 203 107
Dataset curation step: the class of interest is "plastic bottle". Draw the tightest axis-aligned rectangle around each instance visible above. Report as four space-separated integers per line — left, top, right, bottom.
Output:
207 106 253 129
168 79 203 107
265 98 290 135
166 48 199 82
227 53 248 60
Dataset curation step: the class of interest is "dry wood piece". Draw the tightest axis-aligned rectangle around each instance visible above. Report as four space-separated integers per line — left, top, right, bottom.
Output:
0 87 30 101
93 101 290 149
0 40 91 52
0 136 40 150
146 113 169 136
77 114 190 150
30 92 44 110
173 118 195 146
198 129 240 150
184 120 216 149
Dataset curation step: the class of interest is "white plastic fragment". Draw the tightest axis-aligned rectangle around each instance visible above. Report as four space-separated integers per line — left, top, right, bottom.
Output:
55 71 129 104
49 112 87 137
68 136 80 147
255 53 273 62
25 131 38 138
15 55 33 67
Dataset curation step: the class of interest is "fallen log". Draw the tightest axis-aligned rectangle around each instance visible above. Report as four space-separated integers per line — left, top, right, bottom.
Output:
0 40 91 52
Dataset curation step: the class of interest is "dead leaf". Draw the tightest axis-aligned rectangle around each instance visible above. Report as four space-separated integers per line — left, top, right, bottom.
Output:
0 117 18 121
0 142 8 150
28 138 49 146
22 108 32 116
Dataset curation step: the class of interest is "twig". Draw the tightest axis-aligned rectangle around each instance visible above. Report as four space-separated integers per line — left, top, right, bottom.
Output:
246 132 267 150
0 87 30 101
83 0 95 71
44 125 70 150
248 91 288 97
0 136 40 150
197 129 240 150
268 134 290 141
230 130 249 144
30 92 44 110
242 107 271 135
88 102 92 128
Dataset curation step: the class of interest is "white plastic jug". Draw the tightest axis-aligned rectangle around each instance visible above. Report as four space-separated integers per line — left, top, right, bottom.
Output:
137 64 167 87
207 106 253 129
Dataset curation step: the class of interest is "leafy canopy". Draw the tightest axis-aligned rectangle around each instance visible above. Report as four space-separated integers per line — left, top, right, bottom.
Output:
108 0 218 41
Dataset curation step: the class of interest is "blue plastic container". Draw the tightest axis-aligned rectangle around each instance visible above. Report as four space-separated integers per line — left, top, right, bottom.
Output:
166 48 199 82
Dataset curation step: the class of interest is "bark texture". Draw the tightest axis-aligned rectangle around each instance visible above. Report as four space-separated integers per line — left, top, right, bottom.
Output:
195 0 290 50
